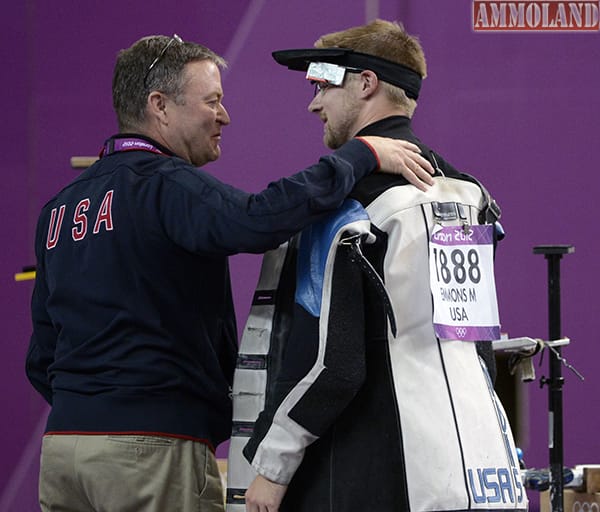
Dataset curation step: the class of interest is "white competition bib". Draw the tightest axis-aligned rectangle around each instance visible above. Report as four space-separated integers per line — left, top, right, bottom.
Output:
429 224 500 341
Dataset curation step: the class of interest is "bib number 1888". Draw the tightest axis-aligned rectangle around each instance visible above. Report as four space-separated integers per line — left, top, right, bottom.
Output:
432 248 481 285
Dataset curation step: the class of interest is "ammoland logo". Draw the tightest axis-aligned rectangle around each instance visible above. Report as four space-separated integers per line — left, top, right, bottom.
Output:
473 1 600 31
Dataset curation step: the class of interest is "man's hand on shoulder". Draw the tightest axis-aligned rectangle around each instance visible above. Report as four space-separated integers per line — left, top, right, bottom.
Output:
357 136 435 192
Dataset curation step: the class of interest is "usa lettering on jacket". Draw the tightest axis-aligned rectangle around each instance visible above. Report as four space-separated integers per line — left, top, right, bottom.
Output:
46 190 114 250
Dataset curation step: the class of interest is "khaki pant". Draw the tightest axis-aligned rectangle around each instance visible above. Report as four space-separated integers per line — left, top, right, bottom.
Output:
39 434 224 512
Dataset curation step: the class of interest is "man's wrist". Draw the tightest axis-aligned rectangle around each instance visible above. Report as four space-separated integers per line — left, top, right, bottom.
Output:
332 138 379 181
354 136 381 170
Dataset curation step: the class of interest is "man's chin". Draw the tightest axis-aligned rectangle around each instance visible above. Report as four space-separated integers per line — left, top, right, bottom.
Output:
192 149 221 167
323 135 342 150
207 147 222 163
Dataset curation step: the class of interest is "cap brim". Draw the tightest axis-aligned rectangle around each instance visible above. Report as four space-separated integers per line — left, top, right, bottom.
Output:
272 47 423 100
272 48 354 71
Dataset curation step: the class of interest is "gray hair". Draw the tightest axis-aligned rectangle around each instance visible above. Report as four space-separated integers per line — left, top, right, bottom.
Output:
112 35 227 132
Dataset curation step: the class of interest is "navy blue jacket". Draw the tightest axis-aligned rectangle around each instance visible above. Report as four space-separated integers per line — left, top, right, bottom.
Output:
26 134 378 448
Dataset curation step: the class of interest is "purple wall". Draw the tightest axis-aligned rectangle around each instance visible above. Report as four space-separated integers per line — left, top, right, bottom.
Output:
2 1 598 510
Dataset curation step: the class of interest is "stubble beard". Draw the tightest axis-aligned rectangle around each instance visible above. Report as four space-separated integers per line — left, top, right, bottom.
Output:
323 100 361 150
323 121 353 150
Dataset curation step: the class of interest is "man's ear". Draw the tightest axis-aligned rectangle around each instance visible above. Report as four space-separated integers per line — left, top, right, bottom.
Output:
147 91 168 124
359 70 379 98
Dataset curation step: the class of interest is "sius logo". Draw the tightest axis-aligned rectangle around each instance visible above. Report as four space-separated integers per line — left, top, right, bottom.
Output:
473 1 600 31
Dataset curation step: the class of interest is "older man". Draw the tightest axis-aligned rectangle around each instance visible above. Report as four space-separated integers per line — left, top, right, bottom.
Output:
26 34 432 512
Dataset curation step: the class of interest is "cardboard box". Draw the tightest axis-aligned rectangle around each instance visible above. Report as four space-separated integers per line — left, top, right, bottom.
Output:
541 489 600 512
584 466 600 494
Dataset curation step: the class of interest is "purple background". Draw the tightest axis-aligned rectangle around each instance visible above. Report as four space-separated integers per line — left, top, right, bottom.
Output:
2 1 598 510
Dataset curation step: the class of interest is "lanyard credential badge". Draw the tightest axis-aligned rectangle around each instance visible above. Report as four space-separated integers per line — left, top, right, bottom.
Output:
429 224 500 341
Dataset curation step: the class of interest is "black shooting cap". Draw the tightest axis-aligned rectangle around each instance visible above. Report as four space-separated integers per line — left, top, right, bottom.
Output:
272 47 422 100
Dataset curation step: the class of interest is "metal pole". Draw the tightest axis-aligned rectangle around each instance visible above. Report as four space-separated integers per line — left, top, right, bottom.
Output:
533 245 574 512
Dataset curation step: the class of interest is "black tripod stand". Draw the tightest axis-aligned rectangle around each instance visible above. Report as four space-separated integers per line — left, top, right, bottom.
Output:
533 245 575 512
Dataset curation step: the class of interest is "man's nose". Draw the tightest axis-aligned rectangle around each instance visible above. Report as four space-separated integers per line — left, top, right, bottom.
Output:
219 103 231 125
308 95 321 113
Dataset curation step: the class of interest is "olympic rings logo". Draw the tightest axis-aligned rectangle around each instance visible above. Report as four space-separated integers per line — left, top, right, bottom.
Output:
456 327 467 338
572 501 600 512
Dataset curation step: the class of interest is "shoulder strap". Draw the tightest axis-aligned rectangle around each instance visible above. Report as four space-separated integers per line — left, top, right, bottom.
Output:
341 232 397 337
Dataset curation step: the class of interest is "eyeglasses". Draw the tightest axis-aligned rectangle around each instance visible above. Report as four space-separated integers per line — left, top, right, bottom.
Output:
143 34 183 87
311 68 363 97
312 81 337 96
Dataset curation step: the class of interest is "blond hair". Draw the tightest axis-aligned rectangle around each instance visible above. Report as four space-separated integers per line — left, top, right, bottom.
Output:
315 20 426 115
